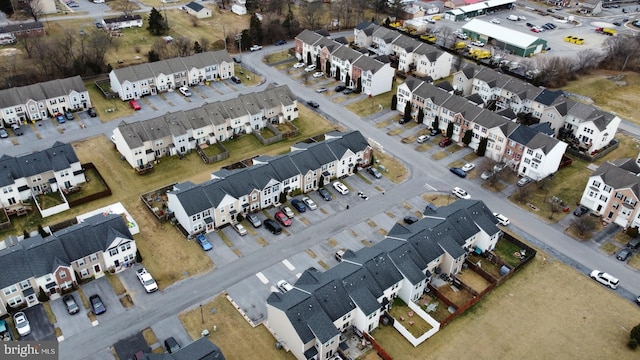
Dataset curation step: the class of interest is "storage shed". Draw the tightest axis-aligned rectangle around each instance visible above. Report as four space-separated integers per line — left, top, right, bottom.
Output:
461 19 548 57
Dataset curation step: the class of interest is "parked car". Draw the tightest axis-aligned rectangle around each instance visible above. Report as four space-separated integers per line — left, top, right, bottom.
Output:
417 135 430 143
367 167 382 179
452 187 471 199
627 237 640 250
293 62 305 68
164 337 181 353
439 138 452 147
461 163 475 172
89 294 106 315
246 213 262 228
136 268 158 293
342 88 355 95
56 114 66 124
470 40 485 47
573 205 589 217
11 123 23 136
316 87 328 93
178 86 192 97
274 211 292 227
449 167 466 178
233 56 242 64
13 312 30 336
0 129 8 138
291 199 307 212
302 197 317 210
616 248 632 261
87 108 97 117
249 44 263 51
275 39 287 45
590 270 619 289
195 234 212 251
64 110 74 120
430 129 440 136
517 176 533 187
335 249 345 262
306 100 319 108
334 85 346 92
129 99 141 111
304 64 316 72
318 188 332 201
232 222 247 236
312 71 324 78
404 216 419 224
526 22 535 28
480 171 493 180
230 76 241 84
264 219 283 234
493 213 510 226
280 206 295 218
277 280 293 293
332 181 349 195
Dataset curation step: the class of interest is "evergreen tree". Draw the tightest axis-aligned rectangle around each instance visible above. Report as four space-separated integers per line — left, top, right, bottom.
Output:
356 77 362 93
391 94 397 110
147 8 169 36
432 116 439 132
403 102 412 123
417 108 424 124
306 52 312 65
446 122 454 138
38 224 48 238
462 130 473 146
23 230 30 239
315 55 320 68
345 73 351 88
249 13 263 45
193 41 203 54
148 50 160 62
325 59 331 76
335 67 341 81
477 137 488 156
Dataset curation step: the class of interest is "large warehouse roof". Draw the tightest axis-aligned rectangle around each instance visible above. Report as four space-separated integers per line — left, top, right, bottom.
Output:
452 0 516 14
462 19 542 47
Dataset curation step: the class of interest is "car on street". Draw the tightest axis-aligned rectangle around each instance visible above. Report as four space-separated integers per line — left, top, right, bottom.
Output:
233 56 242 63
293 62 305 68
274 211 292 227
302 196 317 210
89 294 106 315
87 108 97 117
232 222 247 236
247 213 262 228
63 294 80 315
490 18 500 24
178 86 192 97
616 247 632 261
275 39 287 45
316 87 327 93
264 219 282 234
129 99 141 110
439 138 452 147
277 280 293 293
342 88 355 95
367 167 382 179
164 337 181 353
306 100 319 108
461 163 475 172
573 205 589 217
195 234 212 251
449 167 466 178
312 72 324 78
249 44 263 51
481 171 493 180
0 128 8 138
230 76 241 84
517 176 533 187
452 187 471 199
56 114 66 124
404 216 419 224
493 213 510 226
417 135 430 143
280 206 295 218
304 64 316 72
333 181 349 195
13 312 30 336
334 85 346 92
590 270 619 289
318 188 332 201
291 199 307 212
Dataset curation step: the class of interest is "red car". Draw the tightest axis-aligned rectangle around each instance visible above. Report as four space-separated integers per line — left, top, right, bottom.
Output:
274 211 292 227
129 99 141 111
439 137 453 147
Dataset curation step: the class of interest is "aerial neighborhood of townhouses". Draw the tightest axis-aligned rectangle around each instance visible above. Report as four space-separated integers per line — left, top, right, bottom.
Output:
0 0 639 359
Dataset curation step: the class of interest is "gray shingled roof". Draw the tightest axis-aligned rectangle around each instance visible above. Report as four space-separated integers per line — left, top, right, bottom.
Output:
372 26 400 43
0 21 44 34
104 15 142 24
593 161 640 197
525 132 562 155
0 142 79 187
185 1 204 11
0 76 85 109
391 34 422 52
353 55 384 73
331 45 363 63
141 336 225 360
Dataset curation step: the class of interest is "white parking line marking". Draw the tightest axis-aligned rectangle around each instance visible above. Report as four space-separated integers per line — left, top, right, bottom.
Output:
255 272 269 284
424 182 437 191
282 259 295 271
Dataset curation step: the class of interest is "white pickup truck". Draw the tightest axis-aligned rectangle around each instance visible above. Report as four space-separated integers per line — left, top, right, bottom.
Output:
136 268 158 293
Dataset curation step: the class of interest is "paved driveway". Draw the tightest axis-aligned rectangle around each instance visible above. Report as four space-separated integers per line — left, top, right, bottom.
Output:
21 304 55 341
113 332 150 360
118 266 162 306
150 315 191 352
50 292 92 339
82 276 123 320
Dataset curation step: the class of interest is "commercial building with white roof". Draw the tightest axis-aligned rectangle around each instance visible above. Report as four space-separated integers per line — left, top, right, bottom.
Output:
444 0 516 21
461 19 548 57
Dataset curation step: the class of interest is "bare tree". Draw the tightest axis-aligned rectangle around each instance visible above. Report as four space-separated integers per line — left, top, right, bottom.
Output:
199 36 211 52
601 34 640 71
115 0 136 17
574 49 602 74
171 36 192 57
514 185 532 203
23 0 45 22
571 216 597 237
19 35 41 59
302 2 323 30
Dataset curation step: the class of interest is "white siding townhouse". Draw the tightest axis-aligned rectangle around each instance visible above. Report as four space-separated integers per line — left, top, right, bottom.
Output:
391 34 422 73
109 50 234 101
0 76 91 126
0 141 86 209
0 214 135 316
371 26 400 57
579 159 640 228
166 131 372 236
352 55 394 96
295 29 325 63
352 21 377 48
413 44 452 81
267 200 502 360
112 85 298 169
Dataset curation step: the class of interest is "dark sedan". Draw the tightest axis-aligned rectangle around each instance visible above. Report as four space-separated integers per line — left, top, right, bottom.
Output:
573 205 589 217
290 199 307 212
63 294 80 315
306 100 319 108
404 216 419 224
449 167 467 178
89 294 106 315
616 248 632 261
318 188 332 201
334 85 346 92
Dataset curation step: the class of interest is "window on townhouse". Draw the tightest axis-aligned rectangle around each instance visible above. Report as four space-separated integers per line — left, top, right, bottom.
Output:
599 195 607 201
109 248 119 256
524 159 530 164
20 280 30 289
120 243 131 252
3 285 17 296
589 191 596 198
8 296 22 307
592 180 601 188
526 149 534 155
612 202 619 209
60 271 67 279
535 154 542 160
77 259 85 266
616 192 623 199
80 269 89 277
625 197 637 206
90 254 97 261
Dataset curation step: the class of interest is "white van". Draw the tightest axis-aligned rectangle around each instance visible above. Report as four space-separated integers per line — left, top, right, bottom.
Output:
590 270 619 289
507 15 519 21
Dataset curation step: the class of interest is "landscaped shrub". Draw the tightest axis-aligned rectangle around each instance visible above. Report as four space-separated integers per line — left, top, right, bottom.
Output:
628 338 638 350
631 324 640 343
626 226 639 239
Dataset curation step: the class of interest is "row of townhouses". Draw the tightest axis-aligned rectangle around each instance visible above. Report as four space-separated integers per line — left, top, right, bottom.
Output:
0 76 91 126
267 199 502 360
397 76 567 181
580 157 640 229
166 131 372 236
352 22 453 79
109 50 235 101
452 64 621 154
295 29 395 96
0 142 86 209
112 85 298 169
0 214 135 316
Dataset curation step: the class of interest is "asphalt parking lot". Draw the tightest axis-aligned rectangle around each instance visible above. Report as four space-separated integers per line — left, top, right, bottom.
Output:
150 316 192 352
50 292 92 339
81 276 124 320
20 304 55 341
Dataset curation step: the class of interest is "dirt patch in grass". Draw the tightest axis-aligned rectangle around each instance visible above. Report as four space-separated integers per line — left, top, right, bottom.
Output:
386 211 397 218
42 302 57 324
457 269 492 293
305 249 317 259
367 220 377 228
318 260 330 270
402 202 412 210
599 242 620 255
350 229 358 237
141 328 158 346
436 283 475 307
376 228 388 236
375 151 408 184
387 128 404 136
328 238 338 247
256 237 268 247
431 151 448 160
375 119 391 128
401 135 416 143
361 238 373 247
119 294 134 308
179 295 296 360
300 217 311 226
